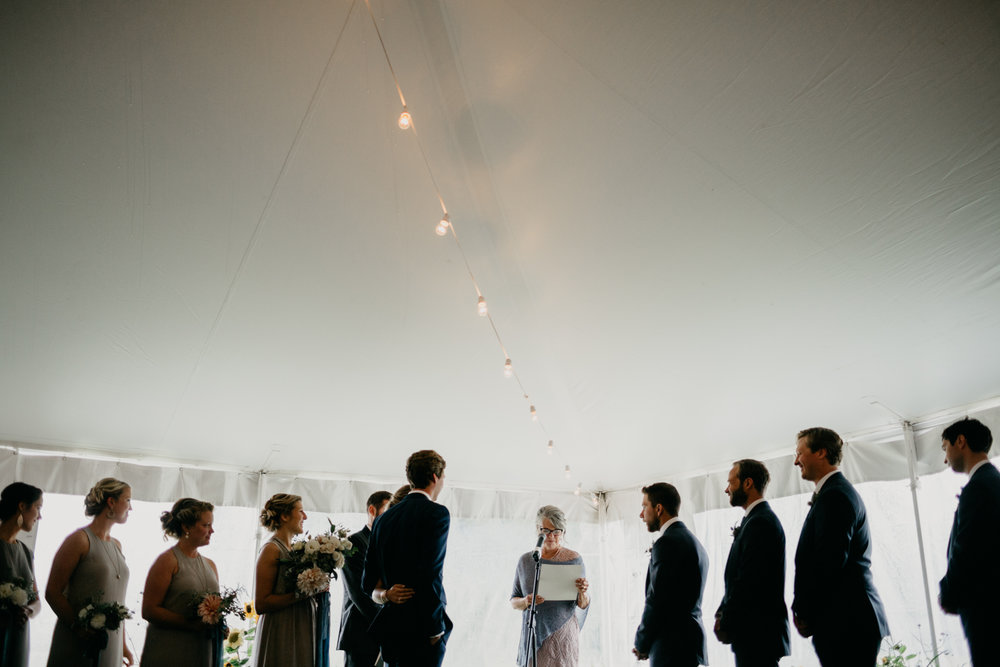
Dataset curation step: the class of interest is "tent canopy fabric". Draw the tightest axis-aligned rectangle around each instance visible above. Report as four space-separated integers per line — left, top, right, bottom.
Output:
1 0 999 493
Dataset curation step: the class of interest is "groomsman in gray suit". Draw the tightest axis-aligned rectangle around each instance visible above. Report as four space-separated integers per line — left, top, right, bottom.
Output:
337 490 392 667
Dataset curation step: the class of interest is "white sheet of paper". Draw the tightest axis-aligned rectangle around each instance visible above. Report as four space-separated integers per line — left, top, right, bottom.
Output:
535 562 584 601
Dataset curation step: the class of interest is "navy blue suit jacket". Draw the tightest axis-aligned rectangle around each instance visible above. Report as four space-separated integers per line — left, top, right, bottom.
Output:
939 462 1000 615
792 472 889 640
336 525 379 655
716 501 790 660
362 492 452 661
635 520 708 666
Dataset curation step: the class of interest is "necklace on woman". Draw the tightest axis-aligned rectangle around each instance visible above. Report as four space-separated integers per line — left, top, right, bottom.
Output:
96 534 123 580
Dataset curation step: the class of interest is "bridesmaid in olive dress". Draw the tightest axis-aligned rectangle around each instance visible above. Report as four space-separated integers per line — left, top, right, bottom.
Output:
0 482 44 667
140 498 220 667
46 478 134 667
253 493 317 667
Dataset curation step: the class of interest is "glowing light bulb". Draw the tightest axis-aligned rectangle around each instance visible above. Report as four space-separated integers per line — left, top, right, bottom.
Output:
435 214 450 236
398 109 412 130
564 465 571 479
547 440 554 455
503 358 513 378
574 483 582 496
530 405 538 421
477 295 487 316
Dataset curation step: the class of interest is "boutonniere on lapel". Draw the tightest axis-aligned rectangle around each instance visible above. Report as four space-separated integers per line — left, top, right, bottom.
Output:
808 491 819 506
730 523 741 538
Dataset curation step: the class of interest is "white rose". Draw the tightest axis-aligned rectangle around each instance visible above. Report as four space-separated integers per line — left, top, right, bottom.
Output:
319 541 336 554
291 541 305 552
333 551 345 569
0 583 13 598
11 589 28 606
341 538 352 551
78 607 91 619
90 613 106 629
304 539 320 556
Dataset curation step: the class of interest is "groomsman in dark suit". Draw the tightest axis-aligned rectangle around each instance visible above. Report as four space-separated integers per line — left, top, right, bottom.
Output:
792 427 889 666
363 450 452 667
714 459 790 667
337 490 392 667
938 417 1000 666
633 482 709 667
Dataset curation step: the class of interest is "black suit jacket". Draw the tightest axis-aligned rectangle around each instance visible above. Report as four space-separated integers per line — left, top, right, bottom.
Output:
716 501 790 660
362 492 452 661
337 525 380 655
792 471 889 639
939 462 1000 614
635 520 709 666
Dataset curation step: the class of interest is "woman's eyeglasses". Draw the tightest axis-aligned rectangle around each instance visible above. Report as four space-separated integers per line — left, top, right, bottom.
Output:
538 528 563 535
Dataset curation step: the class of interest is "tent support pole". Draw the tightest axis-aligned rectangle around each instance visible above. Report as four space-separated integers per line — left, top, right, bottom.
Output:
903 421 938 658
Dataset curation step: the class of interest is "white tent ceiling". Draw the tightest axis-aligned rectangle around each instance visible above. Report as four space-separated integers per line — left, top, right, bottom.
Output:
2 0 999 493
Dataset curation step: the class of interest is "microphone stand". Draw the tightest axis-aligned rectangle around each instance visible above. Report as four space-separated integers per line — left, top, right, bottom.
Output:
526 535 544 667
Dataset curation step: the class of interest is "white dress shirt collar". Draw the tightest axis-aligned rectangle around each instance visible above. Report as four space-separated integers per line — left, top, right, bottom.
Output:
744 498 766 517
814 469 840 493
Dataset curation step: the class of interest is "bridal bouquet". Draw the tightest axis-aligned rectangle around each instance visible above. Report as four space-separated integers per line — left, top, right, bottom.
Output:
192 586 247 626
285 519 356 597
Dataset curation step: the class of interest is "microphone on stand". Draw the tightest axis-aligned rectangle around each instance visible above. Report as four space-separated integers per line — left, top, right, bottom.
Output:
531 533 544 561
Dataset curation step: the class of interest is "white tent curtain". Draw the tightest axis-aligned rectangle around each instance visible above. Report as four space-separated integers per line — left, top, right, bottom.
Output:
4 397 998 665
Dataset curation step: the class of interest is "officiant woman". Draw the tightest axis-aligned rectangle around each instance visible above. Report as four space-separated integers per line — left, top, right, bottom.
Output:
510 505 590 667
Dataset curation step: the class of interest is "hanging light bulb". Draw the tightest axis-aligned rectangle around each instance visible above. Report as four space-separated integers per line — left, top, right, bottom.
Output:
529 405 538 421
574 483 582 496
503 358 513 378
547 440 554 455
435 214 450 236
477 295 488 316
398 108 412 130
564 465 571 479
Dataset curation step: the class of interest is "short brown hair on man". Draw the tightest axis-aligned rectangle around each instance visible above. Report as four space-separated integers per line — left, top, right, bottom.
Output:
733 459 771 494
797 427 844 465
641 482 681 517
406 450 446 489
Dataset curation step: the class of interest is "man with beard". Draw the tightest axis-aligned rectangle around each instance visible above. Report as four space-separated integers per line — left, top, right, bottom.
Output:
939 417 1000 666
714 459 790 667
633 482 708 667
337 490 392 667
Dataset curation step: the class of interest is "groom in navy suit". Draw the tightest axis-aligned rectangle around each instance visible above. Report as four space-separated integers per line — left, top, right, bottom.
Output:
792 427 889 666
939 418 1000 666
714 459 790 667
633 482 709 667
363 450 452 667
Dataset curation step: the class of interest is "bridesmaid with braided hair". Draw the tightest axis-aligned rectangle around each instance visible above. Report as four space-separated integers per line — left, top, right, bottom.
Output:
45 477 133 667
253 493 318 667
140 498 219 666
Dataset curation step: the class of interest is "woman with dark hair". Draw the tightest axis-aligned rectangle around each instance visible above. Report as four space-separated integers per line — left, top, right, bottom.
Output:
140 498 219 667
0 482 44 667
510 505 590 667
253 493 316 667
46 477 134 667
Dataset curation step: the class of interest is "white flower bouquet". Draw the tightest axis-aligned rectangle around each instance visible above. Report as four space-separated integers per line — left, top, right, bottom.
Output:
72 596 133 659
284 519 356 597
0 577 37 628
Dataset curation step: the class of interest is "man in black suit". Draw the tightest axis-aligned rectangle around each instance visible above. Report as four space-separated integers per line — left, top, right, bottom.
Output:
714 459 790 667
938 417 1000 667
792 427 889 666
337 490 392 667
633 482 708 667
363 450 452 667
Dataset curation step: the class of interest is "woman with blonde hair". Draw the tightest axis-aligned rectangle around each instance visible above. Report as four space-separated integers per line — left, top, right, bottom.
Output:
140 498 219 666
253 493 317 666
0 482 44 667
46 477 134 667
